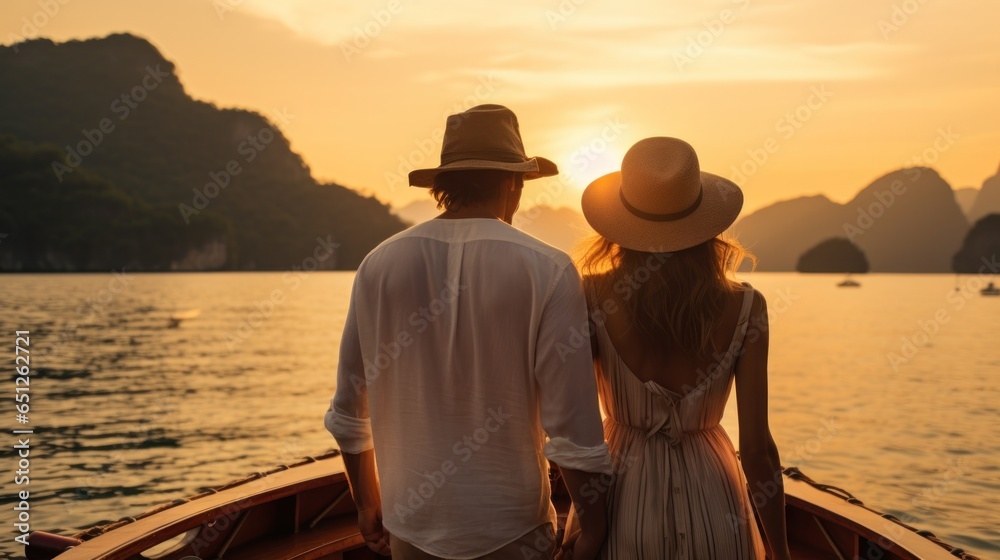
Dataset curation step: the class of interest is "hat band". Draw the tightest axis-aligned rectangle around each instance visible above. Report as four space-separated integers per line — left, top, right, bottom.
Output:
441 150 529 165
620 187 703 222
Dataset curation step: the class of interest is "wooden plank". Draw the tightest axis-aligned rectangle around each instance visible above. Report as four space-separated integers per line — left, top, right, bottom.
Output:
784 476 956 559
53 456 349 560
46 458 959 560
224 514 363 560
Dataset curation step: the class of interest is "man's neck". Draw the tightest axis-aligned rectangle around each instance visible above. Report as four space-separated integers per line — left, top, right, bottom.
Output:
435 203 507 222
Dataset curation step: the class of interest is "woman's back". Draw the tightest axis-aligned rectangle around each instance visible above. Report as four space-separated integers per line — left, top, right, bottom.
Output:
585 274 766 559
591 274 749 396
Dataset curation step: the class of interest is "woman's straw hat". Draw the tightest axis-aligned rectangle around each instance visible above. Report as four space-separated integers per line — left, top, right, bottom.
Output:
582 137 743 252
409 104 558 187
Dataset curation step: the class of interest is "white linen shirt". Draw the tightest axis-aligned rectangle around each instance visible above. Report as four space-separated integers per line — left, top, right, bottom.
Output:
325 218 611 558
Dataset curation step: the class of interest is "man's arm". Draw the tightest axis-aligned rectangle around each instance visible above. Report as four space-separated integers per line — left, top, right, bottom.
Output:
534 264 612 560
324 280 389 555
558 466 608 557
342 449 389 554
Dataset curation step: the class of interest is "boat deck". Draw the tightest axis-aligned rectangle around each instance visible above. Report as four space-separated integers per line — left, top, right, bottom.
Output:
27 452 977 560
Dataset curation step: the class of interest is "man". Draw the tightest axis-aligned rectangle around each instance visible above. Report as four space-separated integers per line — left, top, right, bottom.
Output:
325 104 611 559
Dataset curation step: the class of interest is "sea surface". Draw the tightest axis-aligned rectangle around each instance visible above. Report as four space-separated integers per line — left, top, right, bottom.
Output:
0 272 998 558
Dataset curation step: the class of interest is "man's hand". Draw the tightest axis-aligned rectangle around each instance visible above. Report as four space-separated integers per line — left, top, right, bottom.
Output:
557 466 609 560
555 528 604 560
343 451 388 555
358 507 391 555
571 528 604 560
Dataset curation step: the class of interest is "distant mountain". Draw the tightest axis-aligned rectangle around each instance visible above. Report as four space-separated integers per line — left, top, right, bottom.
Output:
0 135 228 271
0 34 405 271
953 214 1000 274
732 195 845 271
513 205 592 255
954 187 979 217
969 165 1000 223
796 238 869 273
846 168 968 272
394 199 440 224
735 168 969 272
394 199 592 254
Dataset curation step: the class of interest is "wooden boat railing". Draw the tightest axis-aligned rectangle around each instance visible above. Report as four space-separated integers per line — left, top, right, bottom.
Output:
782 467 978 560
26 450 981 560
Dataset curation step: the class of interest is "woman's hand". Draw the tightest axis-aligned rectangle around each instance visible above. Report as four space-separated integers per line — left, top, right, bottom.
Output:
554 528 606 560
570 529 605 560
554 529 579 560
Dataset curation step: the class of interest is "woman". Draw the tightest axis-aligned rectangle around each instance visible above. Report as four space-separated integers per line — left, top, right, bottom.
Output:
567 137 790 559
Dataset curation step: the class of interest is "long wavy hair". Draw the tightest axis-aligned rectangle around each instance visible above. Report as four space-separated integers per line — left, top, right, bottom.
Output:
579 234 755 359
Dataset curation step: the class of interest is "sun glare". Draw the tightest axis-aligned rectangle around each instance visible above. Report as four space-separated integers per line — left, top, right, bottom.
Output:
561 143 625 191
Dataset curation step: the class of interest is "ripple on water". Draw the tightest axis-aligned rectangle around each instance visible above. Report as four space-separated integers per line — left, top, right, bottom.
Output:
0 272 997 557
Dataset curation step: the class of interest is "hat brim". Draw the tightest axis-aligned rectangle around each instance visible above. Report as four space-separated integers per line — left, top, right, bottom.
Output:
581 171 743 253
409 156 558 188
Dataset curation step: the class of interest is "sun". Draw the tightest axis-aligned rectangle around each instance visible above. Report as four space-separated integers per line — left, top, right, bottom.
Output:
560 143 625 190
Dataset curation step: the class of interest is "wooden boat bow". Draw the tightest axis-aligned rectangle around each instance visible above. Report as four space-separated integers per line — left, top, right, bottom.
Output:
26 451 980 560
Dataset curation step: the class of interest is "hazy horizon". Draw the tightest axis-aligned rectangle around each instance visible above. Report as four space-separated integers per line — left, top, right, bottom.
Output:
2 0 998 216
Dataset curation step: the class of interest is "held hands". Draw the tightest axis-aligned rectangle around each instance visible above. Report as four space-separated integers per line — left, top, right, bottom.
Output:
554 529 604 560
358 507 391 556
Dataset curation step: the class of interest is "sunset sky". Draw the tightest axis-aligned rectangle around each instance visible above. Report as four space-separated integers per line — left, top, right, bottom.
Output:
3 0 998 214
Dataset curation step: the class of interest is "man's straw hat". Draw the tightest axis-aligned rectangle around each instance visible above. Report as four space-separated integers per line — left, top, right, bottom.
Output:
409 104 558 187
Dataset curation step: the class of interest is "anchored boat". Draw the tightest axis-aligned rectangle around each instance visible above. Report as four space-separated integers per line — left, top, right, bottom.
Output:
26 451 978 560
837 274 861 288
982 282 1000 296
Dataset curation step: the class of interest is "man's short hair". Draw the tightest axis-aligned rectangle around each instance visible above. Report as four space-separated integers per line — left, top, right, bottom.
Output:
430 170 521 212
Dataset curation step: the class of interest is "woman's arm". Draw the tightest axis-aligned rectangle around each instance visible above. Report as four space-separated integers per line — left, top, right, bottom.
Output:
734 290 791 560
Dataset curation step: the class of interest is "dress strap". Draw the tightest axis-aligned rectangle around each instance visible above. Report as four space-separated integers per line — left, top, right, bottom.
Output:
582 274 597 310
724 283 756 365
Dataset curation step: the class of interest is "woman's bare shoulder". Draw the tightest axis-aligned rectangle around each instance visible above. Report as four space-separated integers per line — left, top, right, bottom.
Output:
730 280 766 303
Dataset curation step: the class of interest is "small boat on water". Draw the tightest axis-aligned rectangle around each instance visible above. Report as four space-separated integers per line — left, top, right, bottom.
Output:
837 274 861 288
982 282 1000 296
167 309 202 328
26 451 979 560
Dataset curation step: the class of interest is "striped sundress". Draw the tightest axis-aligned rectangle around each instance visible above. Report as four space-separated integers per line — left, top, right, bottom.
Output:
589 283 767 559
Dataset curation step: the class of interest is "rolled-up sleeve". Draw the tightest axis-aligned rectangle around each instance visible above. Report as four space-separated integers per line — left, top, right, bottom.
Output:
535 264 612 474
324 279 374 454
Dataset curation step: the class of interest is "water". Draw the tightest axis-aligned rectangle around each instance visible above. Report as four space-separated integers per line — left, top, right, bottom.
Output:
0 272 997 558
